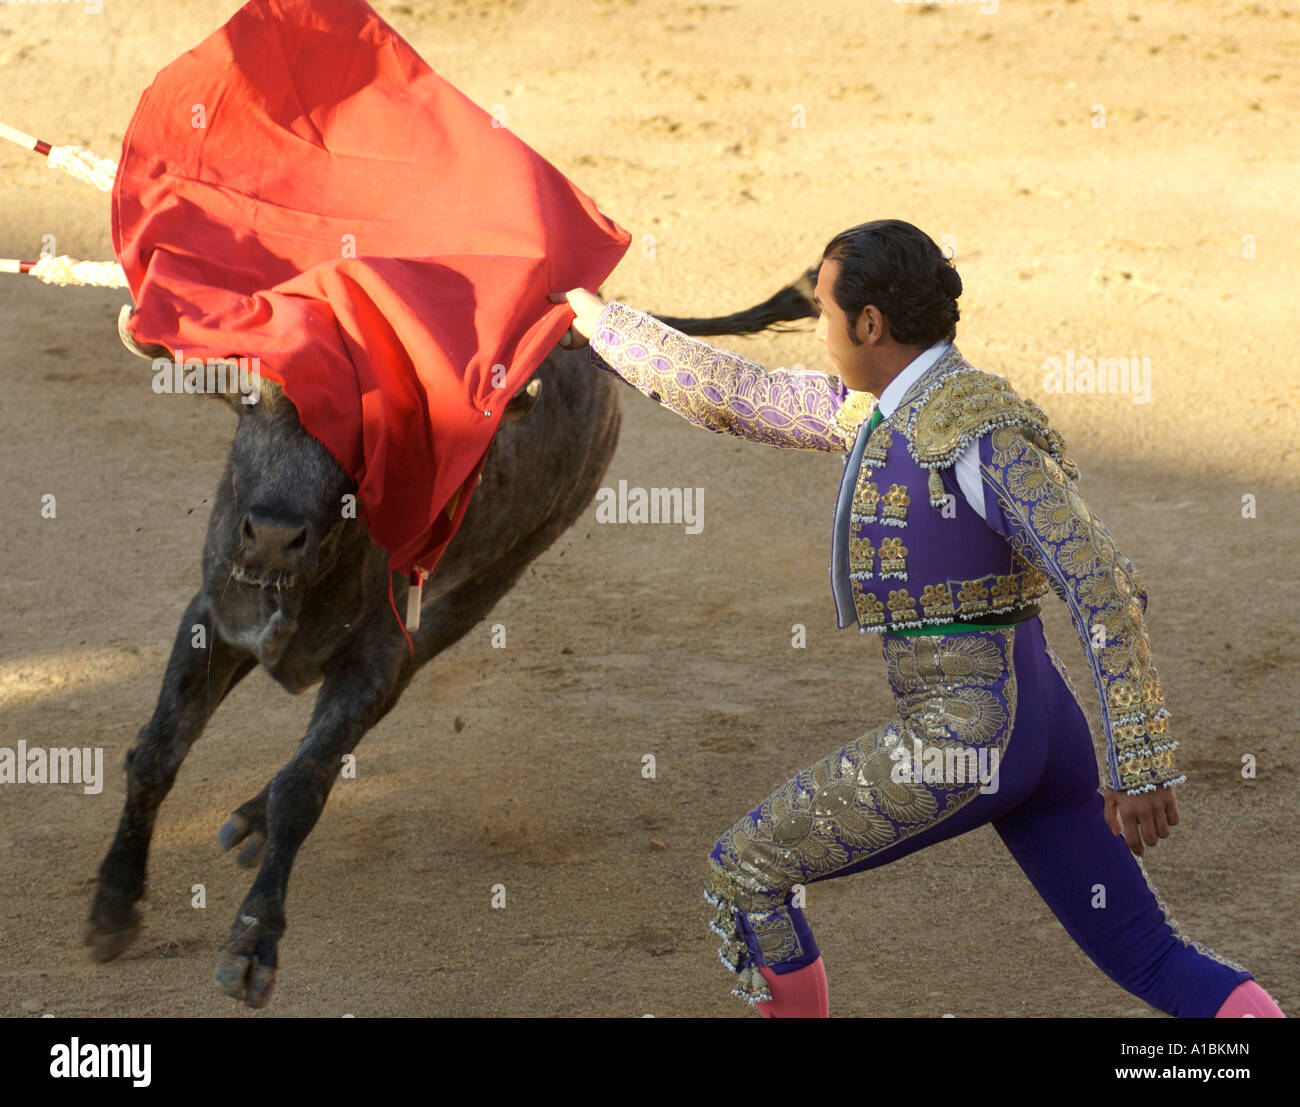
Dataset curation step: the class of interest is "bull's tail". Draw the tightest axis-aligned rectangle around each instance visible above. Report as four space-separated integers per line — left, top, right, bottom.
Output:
646 264 818 337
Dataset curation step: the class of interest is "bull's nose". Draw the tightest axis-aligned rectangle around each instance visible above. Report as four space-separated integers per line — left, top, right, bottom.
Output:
240 509 311 571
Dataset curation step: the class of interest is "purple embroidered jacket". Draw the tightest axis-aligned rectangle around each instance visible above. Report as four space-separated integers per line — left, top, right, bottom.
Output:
588 300 1181 796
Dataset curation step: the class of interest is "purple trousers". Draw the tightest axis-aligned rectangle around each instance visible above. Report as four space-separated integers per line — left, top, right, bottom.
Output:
707 617 1252 1016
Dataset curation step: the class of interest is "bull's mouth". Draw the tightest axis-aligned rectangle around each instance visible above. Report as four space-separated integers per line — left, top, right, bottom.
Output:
214 561 303 672
229 563 299 592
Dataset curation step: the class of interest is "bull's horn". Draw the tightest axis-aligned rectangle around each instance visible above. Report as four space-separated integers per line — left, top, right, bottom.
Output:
117 304 173 361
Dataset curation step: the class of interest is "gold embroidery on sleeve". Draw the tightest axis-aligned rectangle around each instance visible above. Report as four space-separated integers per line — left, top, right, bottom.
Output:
594 301 854 451
981 426 1179 794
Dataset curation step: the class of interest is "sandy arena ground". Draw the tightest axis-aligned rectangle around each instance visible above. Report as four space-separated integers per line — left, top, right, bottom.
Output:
0 0 1296 1017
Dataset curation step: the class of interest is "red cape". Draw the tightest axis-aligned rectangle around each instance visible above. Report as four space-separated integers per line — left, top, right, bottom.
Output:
113 0 629 578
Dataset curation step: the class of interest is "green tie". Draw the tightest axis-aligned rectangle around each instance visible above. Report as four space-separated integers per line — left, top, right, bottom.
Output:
866 407 883 435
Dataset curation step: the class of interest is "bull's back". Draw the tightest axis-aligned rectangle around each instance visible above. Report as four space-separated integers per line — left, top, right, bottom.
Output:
424 349 620 600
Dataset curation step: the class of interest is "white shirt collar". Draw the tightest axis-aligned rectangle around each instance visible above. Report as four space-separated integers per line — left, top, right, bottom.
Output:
876 341 951 417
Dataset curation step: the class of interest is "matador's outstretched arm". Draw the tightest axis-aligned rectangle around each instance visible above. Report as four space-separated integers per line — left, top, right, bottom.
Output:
588 301 871 452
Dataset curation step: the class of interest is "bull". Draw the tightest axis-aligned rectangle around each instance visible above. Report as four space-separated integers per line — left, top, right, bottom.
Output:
84 268 818 1007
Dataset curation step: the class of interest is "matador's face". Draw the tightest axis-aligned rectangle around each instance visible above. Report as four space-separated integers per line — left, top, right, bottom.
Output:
813 259 873 392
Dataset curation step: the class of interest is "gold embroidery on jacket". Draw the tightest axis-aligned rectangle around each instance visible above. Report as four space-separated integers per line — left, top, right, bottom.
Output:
991 574 1020 607
595 301 855 451
878 536 908 579
863 424 893 467
927 467 946 506
909 367 1078 479
840 352 1057 634
981 425 1179 794
920 583 957 620
887 588 919 623
854 590 886 627
852 480 880 522
956 579 992 614
834 390 876 436
848 532 876 578
880 483 910 526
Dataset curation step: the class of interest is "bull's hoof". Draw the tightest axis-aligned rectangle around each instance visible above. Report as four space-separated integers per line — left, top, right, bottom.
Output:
214 914 279 1008
82 911 141 963
214 951 276 1008
218 812 267 870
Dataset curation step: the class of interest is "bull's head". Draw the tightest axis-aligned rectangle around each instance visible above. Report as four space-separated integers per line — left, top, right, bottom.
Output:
119 308 365 680
118 307 543 685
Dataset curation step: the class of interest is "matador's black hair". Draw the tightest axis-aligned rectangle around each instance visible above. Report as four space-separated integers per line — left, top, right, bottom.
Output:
821 219 962 347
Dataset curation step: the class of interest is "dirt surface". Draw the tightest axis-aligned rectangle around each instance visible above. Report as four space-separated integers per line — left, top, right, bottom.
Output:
1 0 1296 1018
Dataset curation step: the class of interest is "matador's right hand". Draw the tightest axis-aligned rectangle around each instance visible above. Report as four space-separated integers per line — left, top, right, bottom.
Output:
1105 786 1181 857
550 288 605 349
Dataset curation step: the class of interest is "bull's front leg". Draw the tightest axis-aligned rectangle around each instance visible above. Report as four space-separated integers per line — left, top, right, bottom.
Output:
85 594 255 961
213 615 411 1008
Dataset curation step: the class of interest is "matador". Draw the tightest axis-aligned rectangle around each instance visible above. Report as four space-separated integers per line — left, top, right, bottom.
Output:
555 219 1284 1018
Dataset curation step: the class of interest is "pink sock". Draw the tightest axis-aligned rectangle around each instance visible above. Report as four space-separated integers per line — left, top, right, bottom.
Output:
1215 980 1285 1018
756 957 829 1018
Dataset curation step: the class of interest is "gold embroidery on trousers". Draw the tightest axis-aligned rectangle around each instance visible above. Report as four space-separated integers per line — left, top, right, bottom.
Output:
707 629 1018 994
889 634 1006 692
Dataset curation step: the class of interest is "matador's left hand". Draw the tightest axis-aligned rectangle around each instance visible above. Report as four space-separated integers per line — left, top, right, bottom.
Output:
1105 786 1181 857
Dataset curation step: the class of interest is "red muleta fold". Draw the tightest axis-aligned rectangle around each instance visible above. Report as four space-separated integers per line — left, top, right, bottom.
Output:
113 0 630 584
